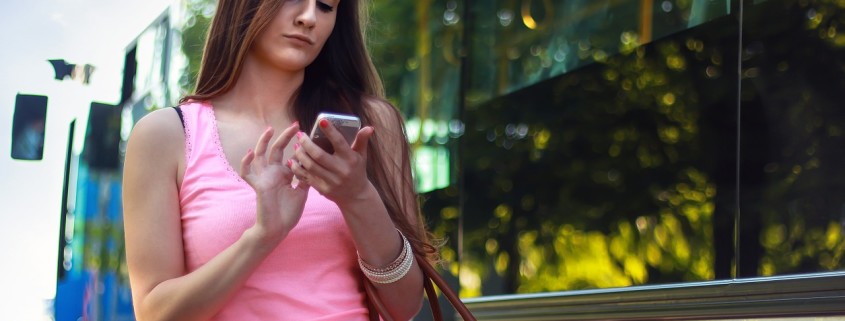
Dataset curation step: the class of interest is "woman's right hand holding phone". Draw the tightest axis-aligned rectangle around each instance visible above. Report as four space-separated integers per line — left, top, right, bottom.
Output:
290 119 375 207
239 122 310 248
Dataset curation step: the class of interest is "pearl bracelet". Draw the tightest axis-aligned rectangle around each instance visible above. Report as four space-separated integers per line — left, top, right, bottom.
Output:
359 230 414 284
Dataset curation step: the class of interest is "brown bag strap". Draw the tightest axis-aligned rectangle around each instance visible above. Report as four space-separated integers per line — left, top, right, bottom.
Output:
365 253 477 321
416 254 476 320
364 279 392 321
423 274 444 320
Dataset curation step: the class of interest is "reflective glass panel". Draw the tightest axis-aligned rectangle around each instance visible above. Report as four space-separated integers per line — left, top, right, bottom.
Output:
364 0 845 302
467 0 733 106
738 0 845 277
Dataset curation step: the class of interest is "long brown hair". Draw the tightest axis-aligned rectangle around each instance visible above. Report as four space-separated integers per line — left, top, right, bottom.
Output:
181 0 437 258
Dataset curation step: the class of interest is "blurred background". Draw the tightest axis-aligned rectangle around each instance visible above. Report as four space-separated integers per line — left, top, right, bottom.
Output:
2 0 844 320
0 1 170 319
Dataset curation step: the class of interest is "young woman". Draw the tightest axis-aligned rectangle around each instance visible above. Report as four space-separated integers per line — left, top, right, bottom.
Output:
122 0 434 320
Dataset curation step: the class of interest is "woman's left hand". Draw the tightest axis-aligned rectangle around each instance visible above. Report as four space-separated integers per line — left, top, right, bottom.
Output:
291 119 376 205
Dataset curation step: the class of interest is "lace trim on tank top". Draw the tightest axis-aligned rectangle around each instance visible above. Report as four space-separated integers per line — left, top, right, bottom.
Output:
203 105 247 184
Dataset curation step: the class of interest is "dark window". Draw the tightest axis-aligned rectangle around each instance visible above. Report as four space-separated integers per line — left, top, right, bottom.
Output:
11 94 48 161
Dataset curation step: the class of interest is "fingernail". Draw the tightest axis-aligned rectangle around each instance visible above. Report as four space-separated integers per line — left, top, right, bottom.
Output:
319 119 328 128
296 132 303 139
287 159 293 168
294 143 300 151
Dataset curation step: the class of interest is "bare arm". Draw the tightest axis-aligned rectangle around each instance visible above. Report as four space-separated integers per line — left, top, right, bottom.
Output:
352 101 427 319
123 109 306 321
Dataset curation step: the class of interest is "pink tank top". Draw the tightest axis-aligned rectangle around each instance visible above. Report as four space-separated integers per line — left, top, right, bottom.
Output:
177 101 368 320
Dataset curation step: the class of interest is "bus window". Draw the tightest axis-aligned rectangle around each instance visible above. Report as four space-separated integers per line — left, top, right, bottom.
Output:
11 94 48 161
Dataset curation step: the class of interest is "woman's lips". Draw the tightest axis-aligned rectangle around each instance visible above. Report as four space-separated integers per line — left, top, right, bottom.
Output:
284 34 314 45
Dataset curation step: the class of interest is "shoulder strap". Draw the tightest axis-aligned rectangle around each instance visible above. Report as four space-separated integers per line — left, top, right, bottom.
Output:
172 106 185 132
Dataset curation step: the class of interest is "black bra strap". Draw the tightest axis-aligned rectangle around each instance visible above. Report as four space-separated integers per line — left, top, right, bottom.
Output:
172 106 185 132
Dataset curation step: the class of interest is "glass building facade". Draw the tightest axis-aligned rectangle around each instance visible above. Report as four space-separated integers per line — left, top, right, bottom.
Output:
368 0 845 318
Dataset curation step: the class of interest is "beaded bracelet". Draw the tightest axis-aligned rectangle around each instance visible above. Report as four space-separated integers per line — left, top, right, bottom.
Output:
358 230 414 284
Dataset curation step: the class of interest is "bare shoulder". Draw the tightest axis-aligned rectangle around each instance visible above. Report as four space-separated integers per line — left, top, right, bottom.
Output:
125 107 184 169
130 107 184 140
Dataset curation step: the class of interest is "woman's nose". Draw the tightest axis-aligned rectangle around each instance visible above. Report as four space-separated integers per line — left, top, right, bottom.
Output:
295 0 317 28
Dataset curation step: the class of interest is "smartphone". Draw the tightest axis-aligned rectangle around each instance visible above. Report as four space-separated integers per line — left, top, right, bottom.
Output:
309 112 361 154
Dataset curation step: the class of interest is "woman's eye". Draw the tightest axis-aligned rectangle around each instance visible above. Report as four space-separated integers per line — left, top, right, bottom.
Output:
317 1 334 13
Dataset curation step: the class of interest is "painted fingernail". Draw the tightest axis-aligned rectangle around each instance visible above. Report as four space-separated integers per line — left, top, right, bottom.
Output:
296 132 304 139
294 143 300 151
319 119 328 128
287 159 293 168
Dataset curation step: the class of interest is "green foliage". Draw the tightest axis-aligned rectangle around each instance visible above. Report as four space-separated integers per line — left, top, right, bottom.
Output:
180 0 216 94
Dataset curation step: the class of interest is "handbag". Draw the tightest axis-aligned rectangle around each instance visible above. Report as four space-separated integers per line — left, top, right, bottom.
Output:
364 252 477 321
